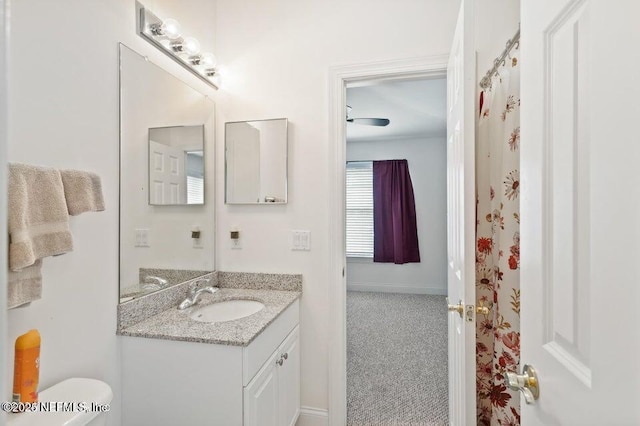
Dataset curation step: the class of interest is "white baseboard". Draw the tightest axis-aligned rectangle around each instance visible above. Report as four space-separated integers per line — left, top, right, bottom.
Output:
296 406 329 426
347 282 447 295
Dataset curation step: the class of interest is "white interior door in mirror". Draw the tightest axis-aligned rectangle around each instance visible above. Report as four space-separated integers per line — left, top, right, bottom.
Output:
148 125 205 205
225 118 287 204
226 123 260 203
149 140 185 205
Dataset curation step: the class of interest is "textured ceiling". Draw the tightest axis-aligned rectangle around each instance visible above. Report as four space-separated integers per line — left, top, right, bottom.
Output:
346 77 447 142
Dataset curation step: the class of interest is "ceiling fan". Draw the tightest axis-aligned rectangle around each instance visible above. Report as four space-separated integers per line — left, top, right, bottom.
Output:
346 105 390 127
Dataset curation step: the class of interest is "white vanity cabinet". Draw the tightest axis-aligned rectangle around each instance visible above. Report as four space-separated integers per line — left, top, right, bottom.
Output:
244 326 300 426
121 299 300 426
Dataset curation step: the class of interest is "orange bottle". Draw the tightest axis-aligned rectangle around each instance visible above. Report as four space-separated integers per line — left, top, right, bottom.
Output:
12 329 40 403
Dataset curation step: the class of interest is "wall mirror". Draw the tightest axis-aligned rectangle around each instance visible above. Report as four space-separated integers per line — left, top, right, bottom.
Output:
225 118 288 204
119 43 215 303
149 125 204 205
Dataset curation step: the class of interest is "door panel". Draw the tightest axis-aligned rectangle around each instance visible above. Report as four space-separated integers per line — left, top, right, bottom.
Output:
244 356 279 426
149 140 186 204
446 0 476 424
278 327 300 426
521 0 640 423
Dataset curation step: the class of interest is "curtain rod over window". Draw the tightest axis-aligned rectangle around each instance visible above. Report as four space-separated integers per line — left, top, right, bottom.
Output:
479 26 520 90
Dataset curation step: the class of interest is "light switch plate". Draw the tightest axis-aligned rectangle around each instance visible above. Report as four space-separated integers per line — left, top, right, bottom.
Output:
135 228 150 247
291 230 311 251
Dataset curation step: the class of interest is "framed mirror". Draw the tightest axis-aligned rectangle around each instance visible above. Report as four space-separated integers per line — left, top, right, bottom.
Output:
225 118 288 204
149 125 205 205
119 44 215 302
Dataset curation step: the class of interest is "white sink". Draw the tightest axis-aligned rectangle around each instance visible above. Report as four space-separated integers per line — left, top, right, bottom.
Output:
190 300 265 323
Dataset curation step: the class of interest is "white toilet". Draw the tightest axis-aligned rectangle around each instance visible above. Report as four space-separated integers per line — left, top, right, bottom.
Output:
7 378 113 426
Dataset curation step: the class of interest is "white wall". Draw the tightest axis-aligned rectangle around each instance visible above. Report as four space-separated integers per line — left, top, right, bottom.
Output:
5 1 216 424
475 0 521 82
346 136 447 295
214 0 461 417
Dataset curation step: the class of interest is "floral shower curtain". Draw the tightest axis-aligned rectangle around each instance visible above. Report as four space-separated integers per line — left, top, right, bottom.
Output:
475 49 521 426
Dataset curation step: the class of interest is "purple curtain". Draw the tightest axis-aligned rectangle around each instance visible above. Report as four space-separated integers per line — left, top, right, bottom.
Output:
373 160 420 264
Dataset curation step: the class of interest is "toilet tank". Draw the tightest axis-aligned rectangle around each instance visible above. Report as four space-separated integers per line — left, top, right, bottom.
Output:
6 378 113 426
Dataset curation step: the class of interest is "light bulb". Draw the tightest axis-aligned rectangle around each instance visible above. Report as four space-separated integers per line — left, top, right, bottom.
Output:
183 37 201 56
200 52 217 67
161 18 182 40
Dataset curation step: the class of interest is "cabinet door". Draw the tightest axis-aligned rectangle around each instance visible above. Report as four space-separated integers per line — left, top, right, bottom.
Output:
278 326 300 426
244 352 279 426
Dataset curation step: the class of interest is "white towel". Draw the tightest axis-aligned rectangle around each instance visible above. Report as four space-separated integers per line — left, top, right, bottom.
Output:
60 169 105 216
8 163 73 308
7 261 42 309
8 163 73 269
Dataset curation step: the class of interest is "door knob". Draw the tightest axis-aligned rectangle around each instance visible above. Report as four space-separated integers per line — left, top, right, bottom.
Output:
446 298 464 317
505 364 540 404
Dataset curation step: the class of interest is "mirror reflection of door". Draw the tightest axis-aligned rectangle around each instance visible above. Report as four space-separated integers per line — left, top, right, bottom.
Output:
148 125 205 205
225 118 288 204
227 122 261 203
149 140 185 204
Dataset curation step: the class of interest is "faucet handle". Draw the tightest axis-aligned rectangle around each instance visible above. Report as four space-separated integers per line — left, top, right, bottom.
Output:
188 282 200 297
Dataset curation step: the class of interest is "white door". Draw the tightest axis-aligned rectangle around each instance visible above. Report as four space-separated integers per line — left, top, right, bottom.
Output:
226 123 261 203
278 327 300 426
149 140 186 204
521 0 640 424
244 353 279 426
446 0 476 424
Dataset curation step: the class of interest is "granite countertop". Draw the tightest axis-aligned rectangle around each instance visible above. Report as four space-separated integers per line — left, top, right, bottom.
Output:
118 288 301 347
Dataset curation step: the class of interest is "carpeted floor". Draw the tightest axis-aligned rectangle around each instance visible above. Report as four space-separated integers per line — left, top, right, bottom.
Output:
347 291 449 426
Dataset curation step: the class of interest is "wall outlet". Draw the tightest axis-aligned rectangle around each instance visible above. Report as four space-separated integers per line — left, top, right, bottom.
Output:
192 226 203 249
230 227 241 249
291 230 311 251
193 237 204 249
135 228 150 247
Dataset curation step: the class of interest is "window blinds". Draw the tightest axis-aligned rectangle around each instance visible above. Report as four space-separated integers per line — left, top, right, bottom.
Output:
187 175 204 204
346 161 373 258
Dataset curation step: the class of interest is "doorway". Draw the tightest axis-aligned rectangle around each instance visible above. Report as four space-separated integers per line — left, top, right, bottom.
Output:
327 56 449 425
344 77 448 424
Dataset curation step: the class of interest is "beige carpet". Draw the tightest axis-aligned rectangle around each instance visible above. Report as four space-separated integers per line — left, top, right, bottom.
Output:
347 291 449 426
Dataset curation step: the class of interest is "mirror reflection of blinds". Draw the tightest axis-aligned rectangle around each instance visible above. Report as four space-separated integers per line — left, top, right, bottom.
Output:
187 176 204 204
346 161 373 258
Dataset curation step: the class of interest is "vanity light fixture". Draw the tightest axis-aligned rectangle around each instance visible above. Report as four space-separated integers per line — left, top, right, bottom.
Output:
136 1 220 89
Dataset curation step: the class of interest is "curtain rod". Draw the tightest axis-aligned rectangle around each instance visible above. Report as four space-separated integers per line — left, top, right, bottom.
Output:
479 26 520 90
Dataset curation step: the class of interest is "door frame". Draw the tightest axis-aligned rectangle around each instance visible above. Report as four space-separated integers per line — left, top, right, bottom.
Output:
327 54 449 425
0 1 9 425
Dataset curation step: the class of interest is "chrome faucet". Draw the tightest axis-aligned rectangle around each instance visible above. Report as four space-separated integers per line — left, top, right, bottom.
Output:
178 278 217 310
144 276 168 287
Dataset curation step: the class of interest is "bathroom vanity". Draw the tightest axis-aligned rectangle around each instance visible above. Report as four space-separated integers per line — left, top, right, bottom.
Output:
118 273 302 426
